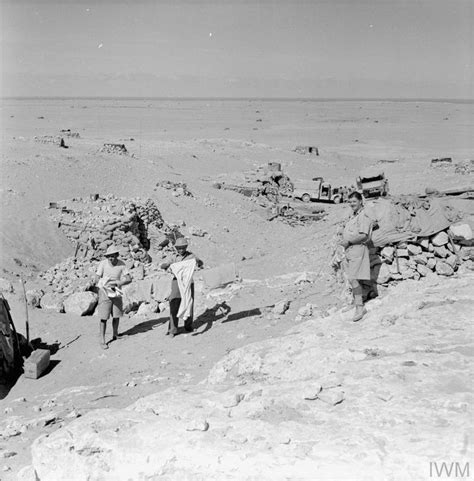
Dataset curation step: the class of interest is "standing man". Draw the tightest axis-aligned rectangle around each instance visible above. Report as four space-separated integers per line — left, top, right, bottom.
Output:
160 238 203 337
339 192 372 322
95 245 132 349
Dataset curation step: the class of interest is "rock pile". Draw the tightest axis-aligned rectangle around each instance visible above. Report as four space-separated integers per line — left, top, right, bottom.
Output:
372 225 473 285
454 159 474 175
33 136 63 146
59 129 80 138
99 143 128 155
48 195 166 262
155 180 193 197
34 195 187 313
430 157 474 175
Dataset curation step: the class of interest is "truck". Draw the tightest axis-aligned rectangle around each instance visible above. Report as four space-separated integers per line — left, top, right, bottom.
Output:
356 169 389 198
291 177 343 204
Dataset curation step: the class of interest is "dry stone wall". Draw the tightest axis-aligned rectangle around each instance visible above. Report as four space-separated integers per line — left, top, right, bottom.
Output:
36 195 184 314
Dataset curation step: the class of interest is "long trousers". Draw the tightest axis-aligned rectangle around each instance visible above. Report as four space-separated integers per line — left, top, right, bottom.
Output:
169 285 194 334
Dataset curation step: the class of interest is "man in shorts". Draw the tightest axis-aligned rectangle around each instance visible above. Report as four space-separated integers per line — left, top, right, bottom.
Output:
94 245 132 349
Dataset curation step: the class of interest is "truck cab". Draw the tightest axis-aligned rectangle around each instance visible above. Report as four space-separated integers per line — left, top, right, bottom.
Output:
292 177 342 204
356 169 389 198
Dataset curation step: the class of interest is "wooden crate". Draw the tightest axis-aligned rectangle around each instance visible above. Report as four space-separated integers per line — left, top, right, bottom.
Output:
24 349 50 379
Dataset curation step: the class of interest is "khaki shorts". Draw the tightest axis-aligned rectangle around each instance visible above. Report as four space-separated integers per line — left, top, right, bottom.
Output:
97 292 123 319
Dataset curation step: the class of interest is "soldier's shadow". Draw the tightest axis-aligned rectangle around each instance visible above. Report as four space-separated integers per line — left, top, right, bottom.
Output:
192 301 231 336
121 317 168 337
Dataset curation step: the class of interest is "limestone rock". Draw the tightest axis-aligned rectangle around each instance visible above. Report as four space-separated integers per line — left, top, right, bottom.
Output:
273 300 290 315
63 292 98 316
26 289 44 308
433 246 449 258
431 231 449 246
427 258 437 270
445 255 458 269
435 261 454 276
189 226 206 237
151 276 171 302
380 246 394 261
297 304 312 317
0 278 14 294
294 272 317 284
413 253 428 265
416 264 431 277
40 292 65 313
407 244 422 255
136 301 159 318
374 263 391 284
449 223 473 244
420 239 430 250
122 279 153 313
396 248 409 258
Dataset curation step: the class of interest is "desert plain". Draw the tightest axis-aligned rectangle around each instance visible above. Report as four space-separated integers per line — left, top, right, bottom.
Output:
0 98 473 480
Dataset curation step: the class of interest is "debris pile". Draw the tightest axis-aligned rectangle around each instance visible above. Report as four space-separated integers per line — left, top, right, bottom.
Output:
34 136 64 146
371 227 473 285
333 195 473 287
213 163 294 201
454 159 474 175
294 145 319 156
31 194 196 315
155 180 193 197
99 143 128 155
59 129 80 138
431 157 473 175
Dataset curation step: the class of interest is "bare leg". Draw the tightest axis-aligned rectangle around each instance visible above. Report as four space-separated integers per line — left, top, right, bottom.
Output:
100 319 108 349
112 318 120 340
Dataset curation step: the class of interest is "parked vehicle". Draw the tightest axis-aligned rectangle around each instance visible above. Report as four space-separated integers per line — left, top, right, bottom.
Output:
292 177 343 204
356 169 389 198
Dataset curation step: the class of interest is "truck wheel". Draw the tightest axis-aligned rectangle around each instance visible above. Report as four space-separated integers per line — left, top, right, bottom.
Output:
302 194 311 203
333 195 342 204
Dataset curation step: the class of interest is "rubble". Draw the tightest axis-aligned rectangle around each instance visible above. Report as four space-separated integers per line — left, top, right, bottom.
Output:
155 180 193 197
34 136 64 146
59 129 80 138
0 278 14 293
26 289 44 308
369 230 472 285
99 143 128 155
454 159 474 175
272 300 290 315
63 292 98 316
293 145 319 156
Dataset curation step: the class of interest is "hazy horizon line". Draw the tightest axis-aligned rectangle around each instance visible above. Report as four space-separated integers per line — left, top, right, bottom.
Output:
2 96 473 104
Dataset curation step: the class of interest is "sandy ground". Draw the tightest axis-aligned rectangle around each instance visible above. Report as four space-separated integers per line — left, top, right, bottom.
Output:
0 98 473 479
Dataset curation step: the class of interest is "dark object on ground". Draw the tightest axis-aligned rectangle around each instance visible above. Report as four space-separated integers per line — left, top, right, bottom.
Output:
23 349 51 379
294 146 319 156
59 138 68 149
101 143 128 155
431 157 452 164
0 294 23 382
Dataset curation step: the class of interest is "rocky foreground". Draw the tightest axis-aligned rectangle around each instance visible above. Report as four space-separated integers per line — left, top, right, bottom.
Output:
22 271 473 481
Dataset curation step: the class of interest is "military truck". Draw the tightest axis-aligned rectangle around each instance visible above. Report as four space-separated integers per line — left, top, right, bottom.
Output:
356 169 389 198
292 177 343 204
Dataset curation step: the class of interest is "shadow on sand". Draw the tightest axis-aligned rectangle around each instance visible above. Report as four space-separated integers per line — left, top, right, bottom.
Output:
120 317 168 337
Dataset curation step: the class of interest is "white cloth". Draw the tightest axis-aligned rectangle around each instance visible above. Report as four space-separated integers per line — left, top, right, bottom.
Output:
170 259 196 320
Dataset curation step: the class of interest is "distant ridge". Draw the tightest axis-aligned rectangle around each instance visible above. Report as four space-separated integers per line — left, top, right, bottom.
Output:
2 97 473 104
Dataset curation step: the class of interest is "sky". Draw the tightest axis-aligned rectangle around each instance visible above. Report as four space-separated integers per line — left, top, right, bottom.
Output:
0 0 473 98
